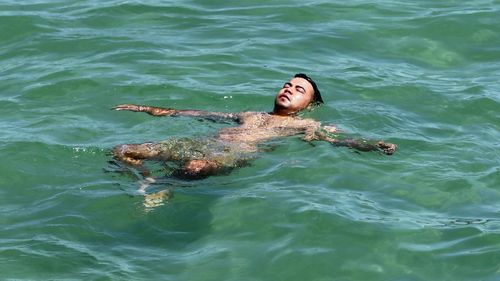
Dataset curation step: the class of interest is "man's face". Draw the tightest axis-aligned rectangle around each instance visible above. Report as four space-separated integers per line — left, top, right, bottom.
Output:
274 77 315 115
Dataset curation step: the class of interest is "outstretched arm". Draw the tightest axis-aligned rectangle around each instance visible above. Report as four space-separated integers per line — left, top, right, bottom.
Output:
305 126 397 155
328 138 396 155
112 104 240 123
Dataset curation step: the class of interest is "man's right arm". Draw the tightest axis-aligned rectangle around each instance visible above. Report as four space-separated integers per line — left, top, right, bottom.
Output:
112 104 240 122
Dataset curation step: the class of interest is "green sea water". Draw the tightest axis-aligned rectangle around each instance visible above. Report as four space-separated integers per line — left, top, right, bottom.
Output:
1 0 499 280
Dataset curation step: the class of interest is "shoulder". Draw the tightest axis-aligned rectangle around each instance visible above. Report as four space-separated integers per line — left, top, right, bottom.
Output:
291 116 322 129
294 116 320 124
237 111 267 119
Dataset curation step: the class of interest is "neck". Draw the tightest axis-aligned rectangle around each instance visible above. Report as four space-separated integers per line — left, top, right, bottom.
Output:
273 104 302 116
271 108 296 116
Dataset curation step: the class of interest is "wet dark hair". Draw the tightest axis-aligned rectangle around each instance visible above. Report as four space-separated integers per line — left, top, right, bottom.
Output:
294 73 323 105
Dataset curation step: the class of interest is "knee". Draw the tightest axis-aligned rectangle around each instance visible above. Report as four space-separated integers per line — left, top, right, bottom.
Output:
112 144 152 165
112 144 127 158
113 143 158 158
112 145 141 165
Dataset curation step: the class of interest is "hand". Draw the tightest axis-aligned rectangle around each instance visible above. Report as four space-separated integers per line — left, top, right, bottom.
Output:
323 125 338 134
377 141 397 155
112 104 145 112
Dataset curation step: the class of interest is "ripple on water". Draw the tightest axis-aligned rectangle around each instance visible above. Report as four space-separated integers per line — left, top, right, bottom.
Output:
1 0 500 279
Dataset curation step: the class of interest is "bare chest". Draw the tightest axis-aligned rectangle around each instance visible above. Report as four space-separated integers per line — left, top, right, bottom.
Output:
240 113 293 128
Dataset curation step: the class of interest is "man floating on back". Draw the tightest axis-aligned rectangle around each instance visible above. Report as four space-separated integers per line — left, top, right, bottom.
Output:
112 74 396 193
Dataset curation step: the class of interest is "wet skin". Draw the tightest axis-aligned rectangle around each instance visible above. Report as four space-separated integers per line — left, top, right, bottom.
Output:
112 77 397 180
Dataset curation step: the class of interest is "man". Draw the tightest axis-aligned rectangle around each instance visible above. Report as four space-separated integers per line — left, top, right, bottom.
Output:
112 73 396 182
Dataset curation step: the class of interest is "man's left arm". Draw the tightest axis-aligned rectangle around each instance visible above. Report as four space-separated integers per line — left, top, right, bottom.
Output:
304 125 397 155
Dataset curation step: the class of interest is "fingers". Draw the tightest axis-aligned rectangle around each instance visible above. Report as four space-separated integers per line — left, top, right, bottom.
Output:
112 104 136 111
384 145 396 155
112 104 140 111
377 141 397 155
323 125 338 133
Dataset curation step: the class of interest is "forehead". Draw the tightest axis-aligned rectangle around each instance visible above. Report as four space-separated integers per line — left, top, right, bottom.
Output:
289 77 314 92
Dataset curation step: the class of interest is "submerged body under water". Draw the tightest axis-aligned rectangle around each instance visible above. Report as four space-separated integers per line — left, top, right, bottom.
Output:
114 137 253 178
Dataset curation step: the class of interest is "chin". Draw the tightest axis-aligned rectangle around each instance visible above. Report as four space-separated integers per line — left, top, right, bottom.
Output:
275 99 290 108
273 102 285 111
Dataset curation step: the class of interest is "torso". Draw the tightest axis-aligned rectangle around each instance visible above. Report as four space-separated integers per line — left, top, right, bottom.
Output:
217 112 320 151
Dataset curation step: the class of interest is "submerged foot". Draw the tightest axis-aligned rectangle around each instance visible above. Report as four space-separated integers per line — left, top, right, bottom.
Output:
143 189 172 208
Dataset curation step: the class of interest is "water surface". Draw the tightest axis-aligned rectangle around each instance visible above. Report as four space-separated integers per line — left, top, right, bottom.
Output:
1 0 499 280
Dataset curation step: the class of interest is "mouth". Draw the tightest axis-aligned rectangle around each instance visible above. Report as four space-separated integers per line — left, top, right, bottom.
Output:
278 93 291 102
